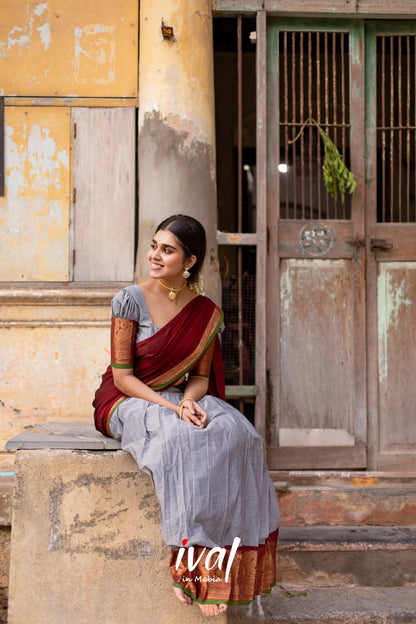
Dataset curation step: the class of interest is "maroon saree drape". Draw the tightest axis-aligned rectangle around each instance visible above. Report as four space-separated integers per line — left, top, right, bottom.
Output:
93 295 225 436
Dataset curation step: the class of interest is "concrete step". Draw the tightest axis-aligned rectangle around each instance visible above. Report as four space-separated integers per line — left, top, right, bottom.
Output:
228 586 416 623
277 525 416 587
272 471 416 526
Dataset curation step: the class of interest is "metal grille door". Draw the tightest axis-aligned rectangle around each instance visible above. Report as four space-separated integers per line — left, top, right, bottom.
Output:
267 20 366 469
377 35 416 223
279 31 351 220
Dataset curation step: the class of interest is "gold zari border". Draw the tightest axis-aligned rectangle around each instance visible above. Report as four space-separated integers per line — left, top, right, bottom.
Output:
111 317 137 368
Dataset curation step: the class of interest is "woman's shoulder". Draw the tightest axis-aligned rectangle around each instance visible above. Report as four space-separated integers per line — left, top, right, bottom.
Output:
111 284 144 321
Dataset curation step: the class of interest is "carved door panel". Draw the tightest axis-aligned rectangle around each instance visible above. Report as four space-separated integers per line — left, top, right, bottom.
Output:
266 21 367 469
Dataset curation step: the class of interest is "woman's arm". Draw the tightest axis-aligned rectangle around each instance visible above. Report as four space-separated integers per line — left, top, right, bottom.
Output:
112 368 181 416
113 368 209 428
114 367 212 430
111 306 217 428
178 337 218 428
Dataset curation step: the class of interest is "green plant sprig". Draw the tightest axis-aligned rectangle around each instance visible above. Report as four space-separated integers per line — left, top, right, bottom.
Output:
288 118 357 204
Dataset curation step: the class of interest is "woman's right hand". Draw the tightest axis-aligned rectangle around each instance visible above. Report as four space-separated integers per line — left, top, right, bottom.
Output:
179 399 208 429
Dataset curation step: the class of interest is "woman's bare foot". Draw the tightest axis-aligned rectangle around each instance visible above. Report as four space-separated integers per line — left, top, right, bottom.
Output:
173 586 193 606
198 603 228 617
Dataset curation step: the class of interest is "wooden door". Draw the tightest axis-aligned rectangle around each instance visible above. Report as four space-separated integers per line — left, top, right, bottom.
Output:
266 20 367 469
72 107 136 282
366 23 416 471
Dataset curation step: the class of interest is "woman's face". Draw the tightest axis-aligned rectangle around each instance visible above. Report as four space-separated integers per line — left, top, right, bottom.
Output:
147 229 195 282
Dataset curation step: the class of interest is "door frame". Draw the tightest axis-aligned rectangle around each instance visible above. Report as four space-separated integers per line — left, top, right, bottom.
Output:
265 18 367 469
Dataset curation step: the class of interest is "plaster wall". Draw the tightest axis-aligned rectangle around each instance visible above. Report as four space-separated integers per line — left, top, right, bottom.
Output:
0 0 138 97
0 1 140 458
137 0 221 303
0 296 114 452
0 0 221 460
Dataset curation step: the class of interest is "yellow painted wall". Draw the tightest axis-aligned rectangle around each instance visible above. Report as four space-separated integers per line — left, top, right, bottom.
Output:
0 1 218 459
0 107 70 281
0 1 140 456
137 0 220 302
139 0 215 149
0 0 138 97
0 300 112 450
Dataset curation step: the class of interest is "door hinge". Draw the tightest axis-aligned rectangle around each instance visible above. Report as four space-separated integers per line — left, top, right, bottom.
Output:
73 122 77 139
73 188 76 204
72 249 76 266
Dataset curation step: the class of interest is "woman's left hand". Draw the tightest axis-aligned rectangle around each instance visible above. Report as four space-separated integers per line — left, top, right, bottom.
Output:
181 400 208 429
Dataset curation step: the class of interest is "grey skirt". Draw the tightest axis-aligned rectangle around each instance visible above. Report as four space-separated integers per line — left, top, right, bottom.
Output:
109 390 280 549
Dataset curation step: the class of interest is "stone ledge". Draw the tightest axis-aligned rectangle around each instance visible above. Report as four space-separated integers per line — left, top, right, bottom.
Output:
278 483 416 527
279 525 416 550
277 526 416 588
270 470 416 487
6 423 120 451
0 286 127 305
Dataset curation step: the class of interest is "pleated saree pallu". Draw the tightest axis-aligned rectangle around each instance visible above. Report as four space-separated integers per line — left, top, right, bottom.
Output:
93 291 279 607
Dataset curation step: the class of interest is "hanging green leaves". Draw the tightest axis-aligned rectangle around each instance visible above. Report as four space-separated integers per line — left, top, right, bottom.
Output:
319 127 356 202
289 118 357 204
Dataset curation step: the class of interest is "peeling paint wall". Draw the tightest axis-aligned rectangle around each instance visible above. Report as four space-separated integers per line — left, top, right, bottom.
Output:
0 107 70 281
138 1 215 148
0 298 113 449
0 0 138 97
0 1 139 456
137 0 221 303
138 111 218 294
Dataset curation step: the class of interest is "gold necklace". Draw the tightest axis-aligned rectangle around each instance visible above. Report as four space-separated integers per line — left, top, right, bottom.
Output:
158 279 187 300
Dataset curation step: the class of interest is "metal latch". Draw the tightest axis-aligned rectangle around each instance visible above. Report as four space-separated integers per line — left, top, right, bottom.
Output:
370 239 393 252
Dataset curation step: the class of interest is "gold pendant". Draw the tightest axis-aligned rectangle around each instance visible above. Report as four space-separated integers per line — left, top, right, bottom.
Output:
168 290 176 300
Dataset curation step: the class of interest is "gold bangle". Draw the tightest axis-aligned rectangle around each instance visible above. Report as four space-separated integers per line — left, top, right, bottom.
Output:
178 397 193 409
178 397 193 420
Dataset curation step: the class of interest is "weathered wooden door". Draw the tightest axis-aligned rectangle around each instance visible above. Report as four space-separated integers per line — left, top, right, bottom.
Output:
366 23 416 471
72 107 136 282
266 19 416 470
266 20 367 469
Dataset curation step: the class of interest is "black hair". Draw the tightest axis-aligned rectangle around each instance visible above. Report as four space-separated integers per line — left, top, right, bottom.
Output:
155 214 206 282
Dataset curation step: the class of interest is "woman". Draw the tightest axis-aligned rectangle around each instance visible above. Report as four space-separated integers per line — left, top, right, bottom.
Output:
93 214 279 617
